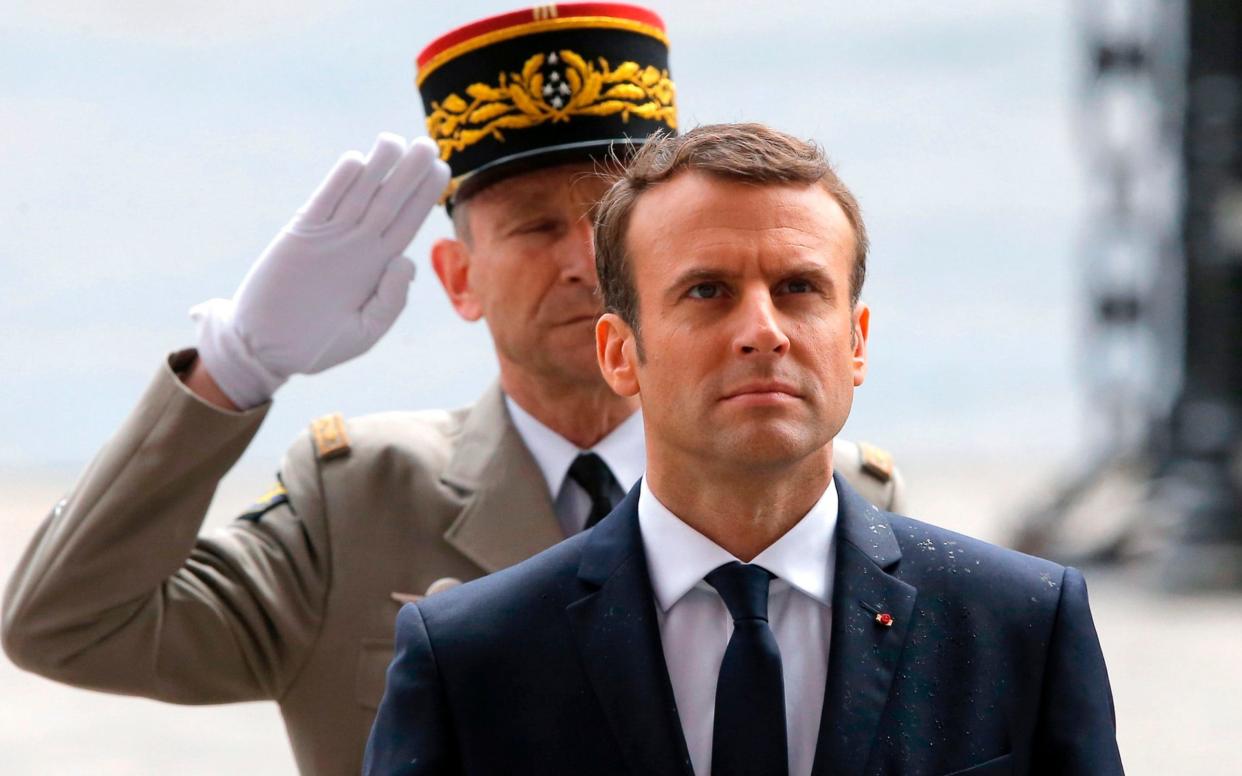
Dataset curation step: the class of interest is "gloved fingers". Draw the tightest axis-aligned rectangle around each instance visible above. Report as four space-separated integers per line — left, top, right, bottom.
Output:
297 150 366 224
362 137 441 231
380 156 451 251
308 254 415 372
331 132 407 227
361 254 416 337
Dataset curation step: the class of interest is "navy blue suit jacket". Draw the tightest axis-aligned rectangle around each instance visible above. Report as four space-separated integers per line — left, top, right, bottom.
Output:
364 475 1123 775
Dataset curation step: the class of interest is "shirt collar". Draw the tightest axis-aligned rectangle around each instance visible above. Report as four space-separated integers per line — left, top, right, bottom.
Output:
637 476 838 612
504 395 646 499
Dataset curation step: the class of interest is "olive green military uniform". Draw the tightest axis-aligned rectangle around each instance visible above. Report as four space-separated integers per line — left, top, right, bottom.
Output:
2 351 904 775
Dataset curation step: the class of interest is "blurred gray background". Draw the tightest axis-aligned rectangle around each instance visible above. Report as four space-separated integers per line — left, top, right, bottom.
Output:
2 1 1239 773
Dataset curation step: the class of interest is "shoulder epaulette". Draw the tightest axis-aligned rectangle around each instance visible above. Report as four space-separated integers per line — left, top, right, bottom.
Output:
858 442 894 483
311 412 350 460
238 479 290 522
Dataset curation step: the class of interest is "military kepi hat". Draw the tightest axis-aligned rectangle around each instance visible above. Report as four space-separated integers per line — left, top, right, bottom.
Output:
416 3 676 204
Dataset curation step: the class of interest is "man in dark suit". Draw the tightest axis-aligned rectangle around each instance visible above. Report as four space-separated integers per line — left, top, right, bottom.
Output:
363 122 1124 775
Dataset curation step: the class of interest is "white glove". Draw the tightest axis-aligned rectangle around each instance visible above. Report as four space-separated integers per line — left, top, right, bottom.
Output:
191 133 450 409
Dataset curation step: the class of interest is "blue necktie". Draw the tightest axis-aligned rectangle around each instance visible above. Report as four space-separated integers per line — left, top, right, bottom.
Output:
705 561 789 776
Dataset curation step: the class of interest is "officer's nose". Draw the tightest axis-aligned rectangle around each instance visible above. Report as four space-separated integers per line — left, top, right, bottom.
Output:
734 289 790 357
559 215 597 287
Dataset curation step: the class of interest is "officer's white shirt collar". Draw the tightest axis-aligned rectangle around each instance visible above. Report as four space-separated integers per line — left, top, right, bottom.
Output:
638 474 838 611
504 395 646 499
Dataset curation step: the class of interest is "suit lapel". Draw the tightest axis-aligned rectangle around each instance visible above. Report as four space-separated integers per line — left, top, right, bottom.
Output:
567 486 694 776
812 474 918 776
439 383 564 573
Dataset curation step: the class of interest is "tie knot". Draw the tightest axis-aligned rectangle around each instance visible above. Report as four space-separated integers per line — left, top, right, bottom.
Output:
567 452 615 501
705 561 774 622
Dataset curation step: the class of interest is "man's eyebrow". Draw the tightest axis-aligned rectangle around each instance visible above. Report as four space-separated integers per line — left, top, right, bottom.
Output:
667 267 737 288
665 263 838 293
493 201 557 227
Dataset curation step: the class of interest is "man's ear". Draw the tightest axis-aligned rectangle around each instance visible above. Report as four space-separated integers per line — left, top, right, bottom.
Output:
596 312 640 397
852 302 870 387
430 238 483 321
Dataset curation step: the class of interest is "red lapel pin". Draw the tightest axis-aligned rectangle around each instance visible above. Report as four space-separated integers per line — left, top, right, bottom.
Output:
859 601 896 628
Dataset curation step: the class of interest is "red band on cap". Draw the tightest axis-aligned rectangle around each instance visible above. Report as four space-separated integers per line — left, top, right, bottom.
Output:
417 3 666 67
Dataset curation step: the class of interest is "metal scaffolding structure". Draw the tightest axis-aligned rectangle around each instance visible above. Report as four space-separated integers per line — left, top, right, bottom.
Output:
1017 0 1242 589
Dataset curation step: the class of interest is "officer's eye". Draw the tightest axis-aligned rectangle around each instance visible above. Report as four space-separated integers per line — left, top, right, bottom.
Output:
687 282 722 300
514 218 561 235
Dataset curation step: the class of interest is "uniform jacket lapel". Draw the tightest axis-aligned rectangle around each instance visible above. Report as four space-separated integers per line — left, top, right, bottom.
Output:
813 474 918 776
567 485 695 776
439 382 564 573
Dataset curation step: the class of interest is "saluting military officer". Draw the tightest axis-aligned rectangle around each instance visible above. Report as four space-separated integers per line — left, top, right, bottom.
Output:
2 4 904 775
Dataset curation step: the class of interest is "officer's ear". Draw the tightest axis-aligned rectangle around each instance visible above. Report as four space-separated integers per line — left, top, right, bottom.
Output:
431 237 483 322
596 312 640 398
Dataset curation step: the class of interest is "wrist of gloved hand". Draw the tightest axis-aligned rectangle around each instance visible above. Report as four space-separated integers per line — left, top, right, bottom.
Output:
190 297 287 410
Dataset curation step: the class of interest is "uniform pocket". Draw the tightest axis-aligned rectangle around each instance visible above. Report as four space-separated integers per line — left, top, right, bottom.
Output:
354 638 396 710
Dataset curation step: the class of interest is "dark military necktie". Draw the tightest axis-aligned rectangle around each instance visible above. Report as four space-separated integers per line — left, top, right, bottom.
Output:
705 561 788 776
567 452 618 530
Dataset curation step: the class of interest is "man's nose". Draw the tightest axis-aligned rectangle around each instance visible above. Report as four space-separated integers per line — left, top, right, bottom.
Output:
734 291 790 356
559 217 597 286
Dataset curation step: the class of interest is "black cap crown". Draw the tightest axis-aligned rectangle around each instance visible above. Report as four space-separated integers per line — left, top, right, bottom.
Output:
416 3 676 203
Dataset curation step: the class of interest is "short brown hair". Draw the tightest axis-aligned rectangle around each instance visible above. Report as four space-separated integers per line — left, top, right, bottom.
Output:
594 123 868 334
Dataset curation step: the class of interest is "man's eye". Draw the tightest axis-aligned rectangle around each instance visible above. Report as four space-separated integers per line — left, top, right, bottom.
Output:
687 283 721 299
781 278 815 294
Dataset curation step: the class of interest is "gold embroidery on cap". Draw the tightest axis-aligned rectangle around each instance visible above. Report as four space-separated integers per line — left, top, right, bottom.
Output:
426 50 676 161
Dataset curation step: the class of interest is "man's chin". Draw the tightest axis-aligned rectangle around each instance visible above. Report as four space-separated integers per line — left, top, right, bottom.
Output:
716 422 827 467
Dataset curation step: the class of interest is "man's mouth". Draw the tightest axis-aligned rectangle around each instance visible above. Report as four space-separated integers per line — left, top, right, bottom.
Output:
720 380 803 401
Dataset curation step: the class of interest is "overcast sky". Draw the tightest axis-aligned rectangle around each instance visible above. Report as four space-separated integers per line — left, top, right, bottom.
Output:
1 1 1095 475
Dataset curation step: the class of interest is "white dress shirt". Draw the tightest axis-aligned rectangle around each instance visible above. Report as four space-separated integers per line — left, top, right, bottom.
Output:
504 396 645 536
638 477 838 776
